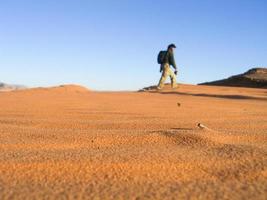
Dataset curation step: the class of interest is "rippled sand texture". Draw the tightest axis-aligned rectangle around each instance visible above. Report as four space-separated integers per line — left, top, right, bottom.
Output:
0 84 267 199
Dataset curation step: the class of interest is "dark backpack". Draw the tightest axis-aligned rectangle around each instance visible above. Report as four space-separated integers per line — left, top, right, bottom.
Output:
157 50 167 64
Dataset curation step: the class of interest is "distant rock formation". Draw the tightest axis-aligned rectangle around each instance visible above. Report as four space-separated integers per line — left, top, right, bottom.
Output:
199 68 267 88
0 82 26 91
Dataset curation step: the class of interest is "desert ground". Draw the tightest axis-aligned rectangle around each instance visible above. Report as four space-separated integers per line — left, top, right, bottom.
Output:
0 84 266 199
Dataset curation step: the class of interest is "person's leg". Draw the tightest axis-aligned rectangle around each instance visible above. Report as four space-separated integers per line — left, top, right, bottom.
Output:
157 64 168 89
169 69 177 88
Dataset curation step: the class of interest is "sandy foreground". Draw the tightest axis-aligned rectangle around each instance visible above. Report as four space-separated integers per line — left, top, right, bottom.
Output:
0 84 267 199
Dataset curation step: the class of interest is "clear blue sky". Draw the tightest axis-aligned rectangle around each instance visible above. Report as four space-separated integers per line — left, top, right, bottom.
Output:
1 0 266 90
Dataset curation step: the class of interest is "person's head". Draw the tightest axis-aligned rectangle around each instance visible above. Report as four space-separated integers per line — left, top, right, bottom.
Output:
167 43 176 52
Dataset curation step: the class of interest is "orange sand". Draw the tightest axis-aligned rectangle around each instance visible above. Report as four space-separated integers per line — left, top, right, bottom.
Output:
0 84 266 199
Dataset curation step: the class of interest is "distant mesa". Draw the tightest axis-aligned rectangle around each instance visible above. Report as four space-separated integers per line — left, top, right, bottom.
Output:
199 68 267 88
0 82 26 92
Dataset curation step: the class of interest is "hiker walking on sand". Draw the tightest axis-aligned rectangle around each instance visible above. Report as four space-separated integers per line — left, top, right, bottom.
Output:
157 44 178 90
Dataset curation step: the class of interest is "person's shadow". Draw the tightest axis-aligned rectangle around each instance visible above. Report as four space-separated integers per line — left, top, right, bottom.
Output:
149 91 267 101
170 128 194 131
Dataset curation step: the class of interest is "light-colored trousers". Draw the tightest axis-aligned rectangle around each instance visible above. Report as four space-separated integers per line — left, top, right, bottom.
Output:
158 63 177 89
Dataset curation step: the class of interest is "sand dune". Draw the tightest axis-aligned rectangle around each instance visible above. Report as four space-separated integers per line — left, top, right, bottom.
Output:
16 84 90 94
0 84 266 199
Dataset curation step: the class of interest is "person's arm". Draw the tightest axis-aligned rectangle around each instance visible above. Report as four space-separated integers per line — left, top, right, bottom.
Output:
170 52 177 70
170 53 178 75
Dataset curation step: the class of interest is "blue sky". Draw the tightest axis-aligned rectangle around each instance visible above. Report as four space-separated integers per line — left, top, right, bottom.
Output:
0 0 266 90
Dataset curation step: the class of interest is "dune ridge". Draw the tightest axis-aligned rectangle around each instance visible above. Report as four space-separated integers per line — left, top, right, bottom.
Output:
11 84 91 95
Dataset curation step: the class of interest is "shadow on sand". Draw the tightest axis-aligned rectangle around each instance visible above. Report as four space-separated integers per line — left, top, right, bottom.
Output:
170 128 194 131
148 91 267 101
149 128 194 134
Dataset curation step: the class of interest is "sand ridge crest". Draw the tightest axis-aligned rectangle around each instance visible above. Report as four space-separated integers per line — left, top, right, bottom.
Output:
10 84 91 95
